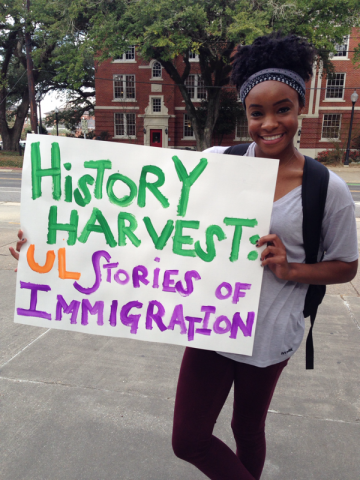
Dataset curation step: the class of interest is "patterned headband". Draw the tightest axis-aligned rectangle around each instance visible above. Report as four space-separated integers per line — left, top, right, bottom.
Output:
239 68 306 106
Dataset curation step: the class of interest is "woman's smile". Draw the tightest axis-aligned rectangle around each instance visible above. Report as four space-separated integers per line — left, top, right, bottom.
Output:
259 133 285 144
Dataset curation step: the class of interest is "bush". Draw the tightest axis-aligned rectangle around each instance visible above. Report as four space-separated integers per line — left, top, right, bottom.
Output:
316 148 360 164
349 150 360 163
316 143 346 164
99 131 110 141
316 149 343 164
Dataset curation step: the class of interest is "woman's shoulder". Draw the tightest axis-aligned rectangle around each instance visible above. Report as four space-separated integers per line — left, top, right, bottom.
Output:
304 158 352 206
324 170 354 216
327 170 352 199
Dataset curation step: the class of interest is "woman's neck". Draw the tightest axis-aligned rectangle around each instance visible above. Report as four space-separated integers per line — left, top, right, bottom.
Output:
254 143 300 168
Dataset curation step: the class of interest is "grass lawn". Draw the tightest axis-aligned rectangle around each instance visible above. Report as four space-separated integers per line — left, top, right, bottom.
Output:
0 150 23 168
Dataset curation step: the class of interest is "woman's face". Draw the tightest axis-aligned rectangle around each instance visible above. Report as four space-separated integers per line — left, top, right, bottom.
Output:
245 81 303 158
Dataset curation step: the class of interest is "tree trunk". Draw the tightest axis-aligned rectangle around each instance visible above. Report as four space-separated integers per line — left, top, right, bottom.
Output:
0 89 30 152
158 54 227 152
193 89 222 151
25 0 38 132
2 125 25 152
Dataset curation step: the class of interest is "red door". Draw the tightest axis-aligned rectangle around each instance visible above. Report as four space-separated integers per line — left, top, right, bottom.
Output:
150 129 162 147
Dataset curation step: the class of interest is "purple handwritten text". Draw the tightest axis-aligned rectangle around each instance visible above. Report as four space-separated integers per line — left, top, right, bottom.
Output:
120 301 143 333
17 281 52 320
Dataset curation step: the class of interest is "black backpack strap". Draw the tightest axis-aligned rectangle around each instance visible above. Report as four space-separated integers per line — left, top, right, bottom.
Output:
302 156 329 369
224 144 250 156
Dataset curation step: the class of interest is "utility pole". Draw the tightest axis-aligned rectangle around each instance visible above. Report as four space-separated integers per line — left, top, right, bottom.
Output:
25 0 37 133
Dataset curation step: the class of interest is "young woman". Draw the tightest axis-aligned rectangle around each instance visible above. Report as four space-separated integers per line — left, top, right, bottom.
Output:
171 33 358 479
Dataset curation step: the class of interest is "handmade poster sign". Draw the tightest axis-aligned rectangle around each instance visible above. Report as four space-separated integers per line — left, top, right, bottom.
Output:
14 135 278 356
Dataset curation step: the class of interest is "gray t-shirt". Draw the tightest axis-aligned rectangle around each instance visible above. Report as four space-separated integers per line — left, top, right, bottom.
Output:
204 143 358 367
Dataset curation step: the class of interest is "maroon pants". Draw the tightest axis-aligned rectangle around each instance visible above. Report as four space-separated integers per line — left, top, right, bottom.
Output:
172 348 288 480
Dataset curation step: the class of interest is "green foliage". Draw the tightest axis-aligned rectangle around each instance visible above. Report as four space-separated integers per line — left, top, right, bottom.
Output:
88 0 270 63
86 0 360 68
0 0 95 150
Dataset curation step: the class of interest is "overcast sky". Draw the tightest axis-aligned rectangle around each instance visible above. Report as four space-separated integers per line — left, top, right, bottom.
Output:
40 91 68 116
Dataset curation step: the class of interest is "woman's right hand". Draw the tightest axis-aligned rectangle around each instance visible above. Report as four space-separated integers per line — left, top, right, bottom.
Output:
9 229 27 272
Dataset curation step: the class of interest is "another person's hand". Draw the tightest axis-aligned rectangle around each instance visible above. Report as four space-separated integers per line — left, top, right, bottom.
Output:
257 233 291 280
9 229 27 272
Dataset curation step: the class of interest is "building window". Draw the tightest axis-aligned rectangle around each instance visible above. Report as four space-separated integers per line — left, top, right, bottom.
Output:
114 75 135 99
115 113 136 137
184 114 194 137
322 114 341 139
326 73 345 99
185 74 206 100
152 61 162 78
188 51 199 61
236 115 251 139
333 36 349 57
152 98 161 112
117 45 135 61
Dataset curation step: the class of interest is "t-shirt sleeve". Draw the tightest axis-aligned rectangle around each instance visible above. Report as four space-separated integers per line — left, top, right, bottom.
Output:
322 172 358 262
202 146 229 154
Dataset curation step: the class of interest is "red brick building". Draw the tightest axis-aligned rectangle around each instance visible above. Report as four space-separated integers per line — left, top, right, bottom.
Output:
94 48 211 150
300 28 360 158
94 29 360 155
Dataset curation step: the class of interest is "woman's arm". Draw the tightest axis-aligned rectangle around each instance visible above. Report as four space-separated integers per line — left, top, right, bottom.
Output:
257 233 358 285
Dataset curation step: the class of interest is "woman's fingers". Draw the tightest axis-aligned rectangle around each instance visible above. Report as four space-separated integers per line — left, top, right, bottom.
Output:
9 229 27 271
257 234 290 279
261 254 287 267
257 234 284 249
14 229 27 252
16 237 27 252
260 245 278 259
256 234 277 248
9 246 19 261
260 245 286 261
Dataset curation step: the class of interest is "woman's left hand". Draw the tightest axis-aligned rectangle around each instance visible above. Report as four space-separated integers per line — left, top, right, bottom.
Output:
257 234 358 285
257 234 291 280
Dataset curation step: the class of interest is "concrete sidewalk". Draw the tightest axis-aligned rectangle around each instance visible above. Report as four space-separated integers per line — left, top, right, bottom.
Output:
1 214 359 479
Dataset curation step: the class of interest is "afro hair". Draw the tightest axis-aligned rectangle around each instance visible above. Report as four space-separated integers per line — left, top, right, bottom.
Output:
231 32 316 94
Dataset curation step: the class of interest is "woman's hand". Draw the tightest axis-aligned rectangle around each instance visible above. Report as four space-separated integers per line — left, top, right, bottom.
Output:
257 234 291 280
257 233 358 285
9 229 27 272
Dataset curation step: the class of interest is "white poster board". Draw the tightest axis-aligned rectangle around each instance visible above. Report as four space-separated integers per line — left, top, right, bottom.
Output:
14 135 278 356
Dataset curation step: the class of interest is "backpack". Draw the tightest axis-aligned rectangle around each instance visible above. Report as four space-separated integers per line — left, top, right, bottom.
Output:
224 144 330 369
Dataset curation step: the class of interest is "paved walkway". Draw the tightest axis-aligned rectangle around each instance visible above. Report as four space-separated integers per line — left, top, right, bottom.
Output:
0 185 359 479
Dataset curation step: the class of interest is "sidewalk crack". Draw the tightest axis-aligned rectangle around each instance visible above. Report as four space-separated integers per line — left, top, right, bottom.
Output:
0 375 174 402
0 329 50 369
0 241 16 249
349 281 360 296
268 409 359 426
340 295 360 331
